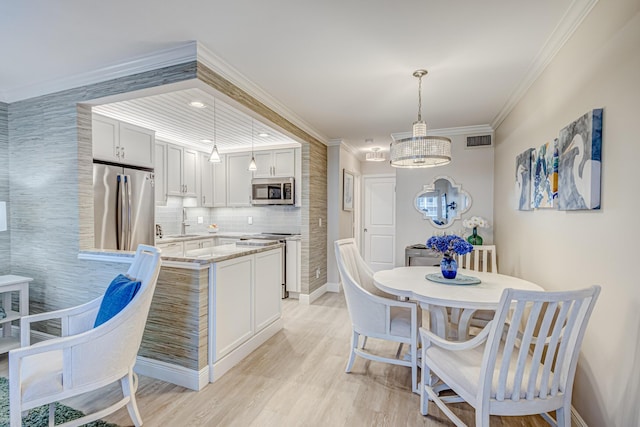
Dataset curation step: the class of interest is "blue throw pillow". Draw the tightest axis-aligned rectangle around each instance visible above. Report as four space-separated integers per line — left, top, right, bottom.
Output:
94 274 142 327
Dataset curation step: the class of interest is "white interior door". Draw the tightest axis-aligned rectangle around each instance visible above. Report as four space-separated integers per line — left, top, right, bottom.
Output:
363 175 396 271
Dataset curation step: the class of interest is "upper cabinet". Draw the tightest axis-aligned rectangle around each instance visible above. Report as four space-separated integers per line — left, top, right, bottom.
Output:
155 142 168 206
92 114 154 168
199 152 215 207
252 149 295 178
166 144 198 197
226 153 253 207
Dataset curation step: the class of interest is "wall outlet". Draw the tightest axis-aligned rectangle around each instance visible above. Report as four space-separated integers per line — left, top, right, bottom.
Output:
319 218 322 227
247 216 253 225
316 268 321 279
197 216 204 224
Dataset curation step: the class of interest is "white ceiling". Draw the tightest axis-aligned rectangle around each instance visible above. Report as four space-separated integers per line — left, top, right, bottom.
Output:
0 0 594 159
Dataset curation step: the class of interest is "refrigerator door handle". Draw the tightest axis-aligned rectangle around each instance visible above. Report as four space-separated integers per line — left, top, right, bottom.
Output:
116 174 125 250
125 175 133 251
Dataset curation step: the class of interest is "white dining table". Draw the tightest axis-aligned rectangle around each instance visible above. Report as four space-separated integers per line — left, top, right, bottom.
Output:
373 266 544 340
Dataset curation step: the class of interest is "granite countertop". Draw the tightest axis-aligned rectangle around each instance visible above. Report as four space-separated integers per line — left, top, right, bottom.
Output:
167 242 285 264
79 242 284 265
155 231 301 243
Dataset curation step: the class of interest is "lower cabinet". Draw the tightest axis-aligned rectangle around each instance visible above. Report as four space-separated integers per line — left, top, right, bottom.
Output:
156 241 183 257
212 248 282 361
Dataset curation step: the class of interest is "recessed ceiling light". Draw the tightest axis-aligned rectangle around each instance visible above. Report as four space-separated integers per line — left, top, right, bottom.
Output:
258 132 270 138
201 139 213 143
189 101 207 108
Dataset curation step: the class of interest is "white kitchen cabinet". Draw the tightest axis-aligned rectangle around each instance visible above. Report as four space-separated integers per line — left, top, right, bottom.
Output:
213 256 254 361
252 149 295 178
254 249 282 332
212 154 227 207
199 152 215 207
92 114 155 168
154 142 168 206
285 239 301 293
184 238 214 252
156 241 183 257
212 248 282 362
166 144 198 197
226 153 253 207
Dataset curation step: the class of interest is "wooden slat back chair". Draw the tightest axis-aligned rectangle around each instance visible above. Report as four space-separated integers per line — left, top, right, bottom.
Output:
456 245 497 273
420 285 600 427
334 238 419 392
453 245 498 339
9 245 162 427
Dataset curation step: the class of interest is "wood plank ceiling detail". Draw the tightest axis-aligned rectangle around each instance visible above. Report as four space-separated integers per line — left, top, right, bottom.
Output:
93 87 300 154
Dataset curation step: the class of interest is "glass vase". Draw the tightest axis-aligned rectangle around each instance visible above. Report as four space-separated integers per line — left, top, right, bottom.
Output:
467 227 483 245
440 255 458 279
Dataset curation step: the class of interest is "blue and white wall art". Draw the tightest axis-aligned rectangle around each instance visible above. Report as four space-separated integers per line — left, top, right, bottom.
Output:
557 109 603 210
531 140 558 209
515 148 534 211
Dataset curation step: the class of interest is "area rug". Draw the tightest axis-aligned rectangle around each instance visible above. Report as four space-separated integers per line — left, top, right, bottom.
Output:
0 377 118 427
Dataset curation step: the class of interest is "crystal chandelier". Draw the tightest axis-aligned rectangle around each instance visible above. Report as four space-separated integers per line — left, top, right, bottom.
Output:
390 70 451 168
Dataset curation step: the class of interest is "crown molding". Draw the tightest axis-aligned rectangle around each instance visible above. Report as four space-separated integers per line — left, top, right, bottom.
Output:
326 139 343 147
391 124 494 141
2 41 198 103
196 42 329 145
491 0 599 129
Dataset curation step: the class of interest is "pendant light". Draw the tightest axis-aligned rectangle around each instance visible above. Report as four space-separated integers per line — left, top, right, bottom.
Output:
248 119 257 171
208 99 221 163
365 147 386 162
390 69 452 168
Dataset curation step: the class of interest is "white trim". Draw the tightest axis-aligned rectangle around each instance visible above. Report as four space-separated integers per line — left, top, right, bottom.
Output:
299 283 328 305
77 252 135 264
326 139 344 147
2 42 198 103
491 0 599 129
326 282 341 293
571 406 588 427
134 355 209 391
209 318 283 383
196 42 328 145
391 124 494 141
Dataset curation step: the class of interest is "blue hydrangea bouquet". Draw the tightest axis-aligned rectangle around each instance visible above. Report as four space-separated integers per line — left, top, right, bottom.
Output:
425 235 474 279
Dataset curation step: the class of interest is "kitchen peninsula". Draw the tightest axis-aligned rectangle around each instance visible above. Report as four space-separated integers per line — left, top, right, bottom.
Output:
80 241 284 391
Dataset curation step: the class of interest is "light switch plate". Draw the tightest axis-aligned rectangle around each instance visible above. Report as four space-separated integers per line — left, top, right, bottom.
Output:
248 216 253 225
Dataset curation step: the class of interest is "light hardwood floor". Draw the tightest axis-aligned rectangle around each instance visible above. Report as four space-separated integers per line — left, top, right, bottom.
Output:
1 292 550 427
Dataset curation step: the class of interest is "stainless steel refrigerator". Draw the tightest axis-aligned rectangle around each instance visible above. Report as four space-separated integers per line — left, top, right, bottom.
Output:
93 161 155 251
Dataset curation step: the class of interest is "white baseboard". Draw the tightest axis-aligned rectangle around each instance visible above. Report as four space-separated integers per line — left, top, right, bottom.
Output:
326 282 340 293
134 355 209 391
210 318 283 383
298 283 328 305
571 406 587 427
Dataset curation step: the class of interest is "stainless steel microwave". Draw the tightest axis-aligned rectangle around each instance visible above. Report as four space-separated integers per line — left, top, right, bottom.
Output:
251 177 295 205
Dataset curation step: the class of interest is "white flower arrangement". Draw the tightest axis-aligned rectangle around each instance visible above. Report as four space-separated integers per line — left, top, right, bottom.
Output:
462 216 490 229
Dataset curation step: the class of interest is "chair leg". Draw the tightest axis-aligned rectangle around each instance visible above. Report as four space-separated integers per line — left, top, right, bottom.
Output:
395 343 404 359
411 343 418 393
9 379 22 427
420 345 429 416
345 330 359 373
361 336 368 349
122 371 143 427
49 403 55 427
557 403 571 427
475 408 490 427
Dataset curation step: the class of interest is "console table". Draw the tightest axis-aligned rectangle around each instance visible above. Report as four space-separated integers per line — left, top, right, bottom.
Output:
0 275 31 353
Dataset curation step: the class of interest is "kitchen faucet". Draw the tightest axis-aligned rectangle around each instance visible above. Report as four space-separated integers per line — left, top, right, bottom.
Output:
181 208 190 235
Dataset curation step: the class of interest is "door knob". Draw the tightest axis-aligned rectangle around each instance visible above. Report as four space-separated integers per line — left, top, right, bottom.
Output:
364 228 368 232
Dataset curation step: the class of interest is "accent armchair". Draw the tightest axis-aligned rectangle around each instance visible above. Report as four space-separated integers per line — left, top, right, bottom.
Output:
9 244 162 427
335 238 419 392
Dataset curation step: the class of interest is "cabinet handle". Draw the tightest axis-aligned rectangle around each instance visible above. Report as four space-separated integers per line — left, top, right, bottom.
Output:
203 196 206 205
120 146 125 158
115 146 120 158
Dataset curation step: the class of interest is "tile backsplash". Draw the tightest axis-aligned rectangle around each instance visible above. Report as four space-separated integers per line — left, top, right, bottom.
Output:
155 196 301 236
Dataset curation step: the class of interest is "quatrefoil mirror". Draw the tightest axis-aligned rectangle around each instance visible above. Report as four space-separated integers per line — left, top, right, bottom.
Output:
414 176 472 228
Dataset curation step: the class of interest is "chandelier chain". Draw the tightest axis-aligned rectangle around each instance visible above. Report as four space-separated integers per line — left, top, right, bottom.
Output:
417 74 422 122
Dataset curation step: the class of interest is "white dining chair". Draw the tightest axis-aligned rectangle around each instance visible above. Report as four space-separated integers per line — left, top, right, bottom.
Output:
420 285 601 427
453 245 498 339
334 238 420 392
9 245 162 427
